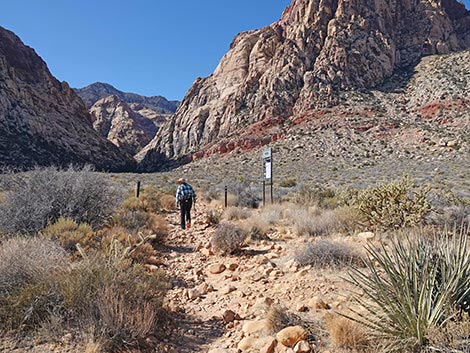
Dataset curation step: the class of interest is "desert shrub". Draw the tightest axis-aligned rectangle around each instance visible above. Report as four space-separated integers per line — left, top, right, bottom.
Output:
110 210 168 242
324 313 369 349
230 181 260 208
244 217 269 240
0 235 168 350
279 178 297 188
351 175 432 230
266 305 319 342
60 254 167 351
294 239 364 268
0 237 70 329
347 226 470 351
291 208 341 237
210 222 247 254
42 217 94 253
122 186 164 213
426 315 470 353
293 186 338 209
159 193 176 211
0 165 120 235
224 206 252 220
205 208 223 226
259 204 285 225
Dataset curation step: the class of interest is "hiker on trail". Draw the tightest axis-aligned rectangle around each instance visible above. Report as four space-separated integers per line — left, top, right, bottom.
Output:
175 178 197 230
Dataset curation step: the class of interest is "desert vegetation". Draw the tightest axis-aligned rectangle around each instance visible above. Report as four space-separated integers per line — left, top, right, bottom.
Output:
0 168 469 353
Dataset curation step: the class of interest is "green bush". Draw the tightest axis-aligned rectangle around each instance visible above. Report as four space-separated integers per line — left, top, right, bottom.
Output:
347 226 470 351
351 175 432 230
42 217 94 253
293 186 338 209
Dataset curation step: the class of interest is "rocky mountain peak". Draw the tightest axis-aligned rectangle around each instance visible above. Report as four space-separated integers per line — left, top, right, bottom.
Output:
138 0 470 171
0 26 134 171
90 94 158 156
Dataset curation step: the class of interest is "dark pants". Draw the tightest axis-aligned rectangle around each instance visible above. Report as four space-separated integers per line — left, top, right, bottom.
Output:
180 199 192 229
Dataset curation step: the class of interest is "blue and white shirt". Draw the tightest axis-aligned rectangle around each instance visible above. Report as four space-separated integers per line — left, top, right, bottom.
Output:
176 183 196 206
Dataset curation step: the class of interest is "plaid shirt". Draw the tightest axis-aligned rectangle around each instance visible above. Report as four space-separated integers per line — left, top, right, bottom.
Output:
175 183 196 206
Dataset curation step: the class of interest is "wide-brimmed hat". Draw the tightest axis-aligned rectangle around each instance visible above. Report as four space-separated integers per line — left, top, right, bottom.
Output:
176 178 186 184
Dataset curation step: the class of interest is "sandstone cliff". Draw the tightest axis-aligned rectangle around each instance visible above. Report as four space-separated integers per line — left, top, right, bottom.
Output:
75 82 179 114
138 0 470 171
0 26 134 171
90 95 160 156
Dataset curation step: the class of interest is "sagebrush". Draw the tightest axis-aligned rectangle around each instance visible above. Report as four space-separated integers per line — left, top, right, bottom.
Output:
0 166 120 235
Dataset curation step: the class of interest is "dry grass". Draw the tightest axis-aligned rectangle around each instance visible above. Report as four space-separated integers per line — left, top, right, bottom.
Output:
110 210 168 242
325 313 370 349
224 206 252 221
42 217 94 253
243 217 269 241
205 208 223 226
210 222 247 255
294 239 364 268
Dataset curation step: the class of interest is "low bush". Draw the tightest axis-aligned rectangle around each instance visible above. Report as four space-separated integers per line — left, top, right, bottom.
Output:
224 206 251 221
210 222 247 254
347 225 470 351
244 217 269 241
110 210 168 242
350 175 432 230
324 313 369 349
42 218 94 253
122 186 161 213
0 237 70 329
0 235 168 350
0 166 120 235
205 208 223 226
279 178 297 188
293 186 338 209
230 181 260 208
290 208 340 237
294 239 364 268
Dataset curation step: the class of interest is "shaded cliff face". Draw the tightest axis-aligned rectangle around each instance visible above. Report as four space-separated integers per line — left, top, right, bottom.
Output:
0 26 134 171
90 95 160 156
138 0 470 171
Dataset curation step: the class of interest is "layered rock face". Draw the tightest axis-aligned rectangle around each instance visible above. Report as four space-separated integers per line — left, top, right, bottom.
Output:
90 95 159 156
0 26 134 171
138 0 470 171
75 82 179 115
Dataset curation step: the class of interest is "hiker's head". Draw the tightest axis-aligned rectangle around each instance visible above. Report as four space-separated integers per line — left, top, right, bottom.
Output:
176 178 186 185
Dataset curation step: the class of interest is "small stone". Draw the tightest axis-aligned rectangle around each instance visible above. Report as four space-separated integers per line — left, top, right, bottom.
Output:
357 231 375 241
238 336 256 351
260 337 277 353
295 303 309 312
221 285 237 295
242 319 269 335
223 310 241 323
208 263 226 274
228 263 238 271
276 326 308 347
293 340 311 353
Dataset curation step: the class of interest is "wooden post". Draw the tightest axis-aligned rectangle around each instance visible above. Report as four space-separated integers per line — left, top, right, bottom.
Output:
135 181 141 198
224 186 228 208
262 180 266 206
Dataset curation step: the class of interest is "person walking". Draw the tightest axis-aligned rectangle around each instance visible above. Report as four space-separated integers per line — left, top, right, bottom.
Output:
175 178 197 229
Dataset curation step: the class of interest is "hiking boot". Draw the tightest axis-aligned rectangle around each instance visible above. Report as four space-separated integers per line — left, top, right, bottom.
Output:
186 221 191 229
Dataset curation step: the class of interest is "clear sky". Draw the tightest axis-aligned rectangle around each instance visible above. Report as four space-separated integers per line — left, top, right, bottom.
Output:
1 0 469 101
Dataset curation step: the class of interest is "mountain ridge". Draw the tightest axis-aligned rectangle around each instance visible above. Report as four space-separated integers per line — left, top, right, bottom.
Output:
0 26 135 171
137 0 470 171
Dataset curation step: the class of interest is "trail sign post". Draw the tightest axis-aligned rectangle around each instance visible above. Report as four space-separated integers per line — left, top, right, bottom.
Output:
262 148 273 205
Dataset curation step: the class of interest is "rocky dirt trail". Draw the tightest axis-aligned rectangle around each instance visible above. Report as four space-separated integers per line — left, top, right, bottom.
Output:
155 203 363 353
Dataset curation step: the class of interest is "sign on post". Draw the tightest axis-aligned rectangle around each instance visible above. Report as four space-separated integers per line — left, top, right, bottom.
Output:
262 148 273 204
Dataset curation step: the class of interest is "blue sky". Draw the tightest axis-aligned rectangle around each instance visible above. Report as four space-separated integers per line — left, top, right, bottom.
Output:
1 0 468 100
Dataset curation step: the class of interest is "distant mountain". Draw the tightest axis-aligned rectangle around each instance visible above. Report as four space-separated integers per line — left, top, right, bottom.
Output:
137 0 470 171
0 26 135 171
89 95 160 156
75 83 176 156
75 82 179 114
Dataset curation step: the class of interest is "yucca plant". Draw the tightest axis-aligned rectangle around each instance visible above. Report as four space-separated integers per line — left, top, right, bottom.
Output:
346 226 470 351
